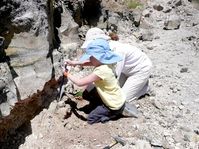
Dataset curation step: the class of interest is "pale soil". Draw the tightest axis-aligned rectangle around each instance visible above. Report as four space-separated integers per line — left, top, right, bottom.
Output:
18 27 199 148
1 0 199 149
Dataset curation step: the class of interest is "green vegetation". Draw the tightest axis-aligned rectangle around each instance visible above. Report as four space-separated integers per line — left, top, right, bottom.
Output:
74 91 83 97
124 0 143 9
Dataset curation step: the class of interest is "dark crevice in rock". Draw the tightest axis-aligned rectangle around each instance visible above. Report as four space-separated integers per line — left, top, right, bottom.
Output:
0 37 6 63
0 36 18 81
47 0 62 64
47 0 54 53
65 0 102 26
64 0 85 26
0 90 7 104
82 0 102 26
47 0 57 80
47 0 55 55
53 0 63 49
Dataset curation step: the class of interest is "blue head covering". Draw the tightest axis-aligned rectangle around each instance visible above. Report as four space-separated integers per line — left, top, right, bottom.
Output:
79 39 122 64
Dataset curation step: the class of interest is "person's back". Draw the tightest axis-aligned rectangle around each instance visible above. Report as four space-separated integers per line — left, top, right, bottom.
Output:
108 40 152 102
109 40 152 77
93 64 125 110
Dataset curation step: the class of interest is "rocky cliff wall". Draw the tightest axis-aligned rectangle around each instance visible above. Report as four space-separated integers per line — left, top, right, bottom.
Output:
1 0 189 140
0 0 79 140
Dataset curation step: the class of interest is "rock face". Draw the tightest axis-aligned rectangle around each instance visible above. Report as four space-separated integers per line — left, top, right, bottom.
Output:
0 0 56 140
0 0 145 140
0 0 52 116
0 0 199 148
0 0 79 140
0 0 144 140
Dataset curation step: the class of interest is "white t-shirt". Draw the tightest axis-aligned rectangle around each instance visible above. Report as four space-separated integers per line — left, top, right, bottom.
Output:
109 40 152 78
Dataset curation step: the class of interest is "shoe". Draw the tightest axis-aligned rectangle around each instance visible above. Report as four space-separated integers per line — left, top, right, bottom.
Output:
122 103 139 118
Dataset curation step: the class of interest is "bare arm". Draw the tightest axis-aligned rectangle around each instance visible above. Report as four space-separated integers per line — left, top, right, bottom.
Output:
65 60 93 67
67 73 101 87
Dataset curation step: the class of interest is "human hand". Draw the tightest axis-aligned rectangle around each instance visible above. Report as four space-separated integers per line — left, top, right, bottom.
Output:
61 64 69 77
63 71 69 77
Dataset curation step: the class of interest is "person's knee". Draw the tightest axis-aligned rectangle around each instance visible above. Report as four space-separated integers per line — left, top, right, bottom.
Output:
82 90 89 100
87 115 96 124
87 106 110 124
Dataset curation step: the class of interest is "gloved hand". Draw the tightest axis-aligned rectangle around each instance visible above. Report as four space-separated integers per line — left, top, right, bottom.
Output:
62 64 69 77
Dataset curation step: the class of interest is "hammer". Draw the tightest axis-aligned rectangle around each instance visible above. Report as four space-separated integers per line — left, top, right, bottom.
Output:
103 136 126 149
57 64 68 101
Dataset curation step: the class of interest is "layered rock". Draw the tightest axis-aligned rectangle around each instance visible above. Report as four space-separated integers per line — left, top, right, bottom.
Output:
0 0 79 140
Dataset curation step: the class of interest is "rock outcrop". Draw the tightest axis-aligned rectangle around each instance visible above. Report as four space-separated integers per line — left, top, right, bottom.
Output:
0 0 79 140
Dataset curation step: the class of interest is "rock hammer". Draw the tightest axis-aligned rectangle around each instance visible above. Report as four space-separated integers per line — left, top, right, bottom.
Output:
57 64 68 101
103 136 126 149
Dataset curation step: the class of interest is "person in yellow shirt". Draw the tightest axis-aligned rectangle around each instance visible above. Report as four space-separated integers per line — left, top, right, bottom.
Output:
64 38 126 124
67 27 153 102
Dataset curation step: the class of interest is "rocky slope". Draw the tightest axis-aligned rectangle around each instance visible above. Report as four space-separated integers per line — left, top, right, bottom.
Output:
0 0 199 148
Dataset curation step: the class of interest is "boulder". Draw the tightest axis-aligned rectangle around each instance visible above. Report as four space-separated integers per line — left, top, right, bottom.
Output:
164 15 181 30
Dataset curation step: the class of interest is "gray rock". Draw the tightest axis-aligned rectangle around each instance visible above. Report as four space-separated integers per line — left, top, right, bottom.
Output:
165 136 175 145
180 67 188 73
108 12 120 25
59 6 79 44
184 134 191 142
133 140 152 149
150 138 163 147
132 9 142 27
194 98 199 103
141 30 154 41
142 9 151 18
48 101 58 113
0 79 6 90
0 102 11 116
151 98 162 109
153 4 164 11
163 6 172 13
140 18 156 29
180 126 191 132
194 129 199 135
14 66 48 99
173 0 182 7
6 90 18 106
164 15 181 30
173 131 184 143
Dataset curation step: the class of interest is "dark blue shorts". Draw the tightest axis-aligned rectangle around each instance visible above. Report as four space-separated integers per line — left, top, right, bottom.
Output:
82 88 124 124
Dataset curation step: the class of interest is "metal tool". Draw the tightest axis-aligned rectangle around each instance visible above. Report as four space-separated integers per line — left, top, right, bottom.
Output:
103 136 126 149
57 64 68 101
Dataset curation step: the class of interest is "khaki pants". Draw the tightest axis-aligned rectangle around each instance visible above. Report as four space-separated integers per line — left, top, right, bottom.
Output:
118 68 151 102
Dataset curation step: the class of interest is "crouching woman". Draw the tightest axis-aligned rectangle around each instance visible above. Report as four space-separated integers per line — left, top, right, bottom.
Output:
64 39 125 124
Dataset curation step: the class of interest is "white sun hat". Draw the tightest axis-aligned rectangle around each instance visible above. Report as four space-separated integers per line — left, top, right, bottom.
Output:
81 27 110 49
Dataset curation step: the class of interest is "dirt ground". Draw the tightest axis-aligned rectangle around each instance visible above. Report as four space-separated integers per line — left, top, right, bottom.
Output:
15 27 199 148
1 0 199 149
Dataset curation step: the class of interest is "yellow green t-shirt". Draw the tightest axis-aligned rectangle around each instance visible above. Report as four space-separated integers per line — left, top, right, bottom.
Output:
93 65 126 110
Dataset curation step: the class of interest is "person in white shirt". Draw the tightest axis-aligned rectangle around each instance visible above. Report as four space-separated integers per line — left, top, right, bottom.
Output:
67 27 153 102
